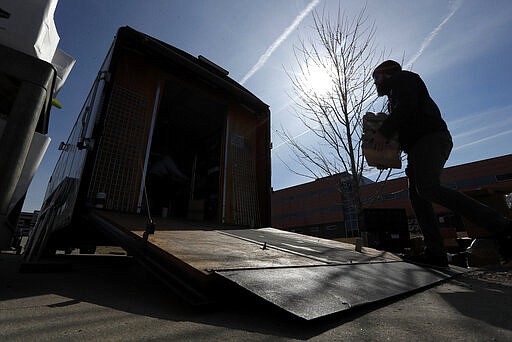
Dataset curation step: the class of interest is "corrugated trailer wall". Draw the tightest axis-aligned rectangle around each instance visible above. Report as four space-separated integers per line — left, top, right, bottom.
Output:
223 103 268 227
87 52 162 212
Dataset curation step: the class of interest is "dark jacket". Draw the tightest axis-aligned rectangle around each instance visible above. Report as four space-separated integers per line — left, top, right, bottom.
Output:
378 70 449 152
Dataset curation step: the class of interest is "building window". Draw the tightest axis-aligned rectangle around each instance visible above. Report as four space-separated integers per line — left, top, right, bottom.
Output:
326 224 337 231
383 193 397 200
496 173 512 182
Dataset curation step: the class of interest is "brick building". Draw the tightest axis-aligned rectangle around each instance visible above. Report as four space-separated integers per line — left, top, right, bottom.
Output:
272 154 512 238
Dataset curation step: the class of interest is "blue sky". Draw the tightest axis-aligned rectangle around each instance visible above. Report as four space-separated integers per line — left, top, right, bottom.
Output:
23 0 512 212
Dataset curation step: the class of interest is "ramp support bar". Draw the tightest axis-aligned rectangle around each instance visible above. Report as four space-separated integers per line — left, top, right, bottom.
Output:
83 212 214 305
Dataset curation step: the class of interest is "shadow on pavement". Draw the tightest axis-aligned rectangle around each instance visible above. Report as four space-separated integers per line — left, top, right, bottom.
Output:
438 271 512 332
1 253 510 340
0 253 355 339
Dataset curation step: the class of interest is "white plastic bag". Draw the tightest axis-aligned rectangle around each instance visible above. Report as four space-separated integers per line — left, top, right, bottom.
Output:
0 0 60 63
52 48 75 93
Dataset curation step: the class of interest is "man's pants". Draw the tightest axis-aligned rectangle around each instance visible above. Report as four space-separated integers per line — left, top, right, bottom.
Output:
406 131 507 257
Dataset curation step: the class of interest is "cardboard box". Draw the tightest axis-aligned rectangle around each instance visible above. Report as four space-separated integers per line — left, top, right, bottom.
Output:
362 112 401 169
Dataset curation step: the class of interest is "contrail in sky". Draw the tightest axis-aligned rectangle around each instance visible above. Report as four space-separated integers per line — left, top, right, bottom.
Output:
453 129 512 151
239 0 321 85
273 126 312 150
447 104 512 128
405 0 463 68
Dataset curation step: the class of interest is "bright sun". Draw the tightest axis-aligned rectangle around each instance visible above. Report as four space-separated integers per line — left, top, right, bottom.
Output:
306 65 332 95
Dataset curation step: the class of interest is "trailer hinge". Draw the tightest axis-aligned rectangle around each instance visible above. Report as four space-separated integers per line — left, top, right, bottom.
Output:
77 138 94 150
100 71 111 82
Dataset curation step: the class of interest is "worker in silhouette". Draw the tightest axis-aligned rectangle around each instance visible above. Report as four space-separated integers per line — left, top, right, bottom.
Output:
372 60 511 267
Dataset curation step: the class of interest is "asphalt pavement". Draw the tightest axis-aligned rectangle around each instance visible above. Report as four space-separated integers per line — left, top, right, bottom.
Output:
1 252 511 341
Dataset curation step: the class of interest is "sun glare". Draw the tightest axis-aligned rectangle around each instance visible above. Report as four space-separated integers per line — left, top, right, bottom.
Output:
306 65 332 95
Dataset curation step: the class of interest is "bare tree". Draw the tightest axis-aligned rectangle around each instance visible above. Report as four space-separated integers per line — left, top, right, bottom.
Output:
277 7 388 226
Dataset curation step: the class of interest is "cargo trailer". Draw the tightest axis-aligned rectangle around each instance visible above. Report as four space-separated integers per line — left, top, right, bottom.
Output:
25 26 271 257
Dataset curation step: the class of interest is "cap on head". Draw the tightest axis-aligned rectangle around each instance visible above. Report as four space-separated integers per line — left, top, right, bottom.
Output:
372 60 402 77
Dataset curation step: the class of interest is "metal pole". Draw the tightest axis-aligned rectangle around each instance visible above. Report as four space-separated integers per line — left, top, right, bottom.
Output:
138 82 161 212
221 112 230 224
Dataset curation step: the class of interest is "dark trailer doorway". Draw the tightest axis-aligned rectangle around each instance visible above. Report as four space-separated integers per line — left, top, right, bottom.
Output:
146 79 226 222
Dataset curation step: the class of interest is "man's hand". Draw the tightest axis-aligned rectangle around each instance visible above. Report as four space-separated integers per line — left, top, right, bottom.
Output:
373 132 388 151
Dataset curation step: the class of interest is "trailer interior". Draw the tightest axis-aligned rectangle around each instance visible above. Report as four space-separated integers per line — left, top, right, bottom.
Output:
146 78 226 222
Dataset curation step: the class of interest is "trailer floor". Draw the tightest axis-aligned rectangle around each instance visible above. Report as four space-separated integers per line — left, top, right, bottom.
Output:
93 210 466 320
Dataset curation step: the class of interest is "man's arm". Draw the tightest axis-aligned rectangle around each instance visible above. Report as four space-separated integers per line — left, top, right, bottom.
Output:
378 73 420 139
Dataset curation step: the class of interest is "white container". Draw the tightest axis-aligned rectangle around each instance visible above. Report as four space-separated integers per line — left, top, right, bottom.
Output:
95 192 107 209
52 48 76 93
0 0 60 63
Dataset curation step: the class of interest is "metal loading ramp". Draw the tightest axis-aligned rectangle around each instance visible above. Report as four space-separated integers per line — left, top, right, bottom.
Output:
215 260 460 320
90 211 466 320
